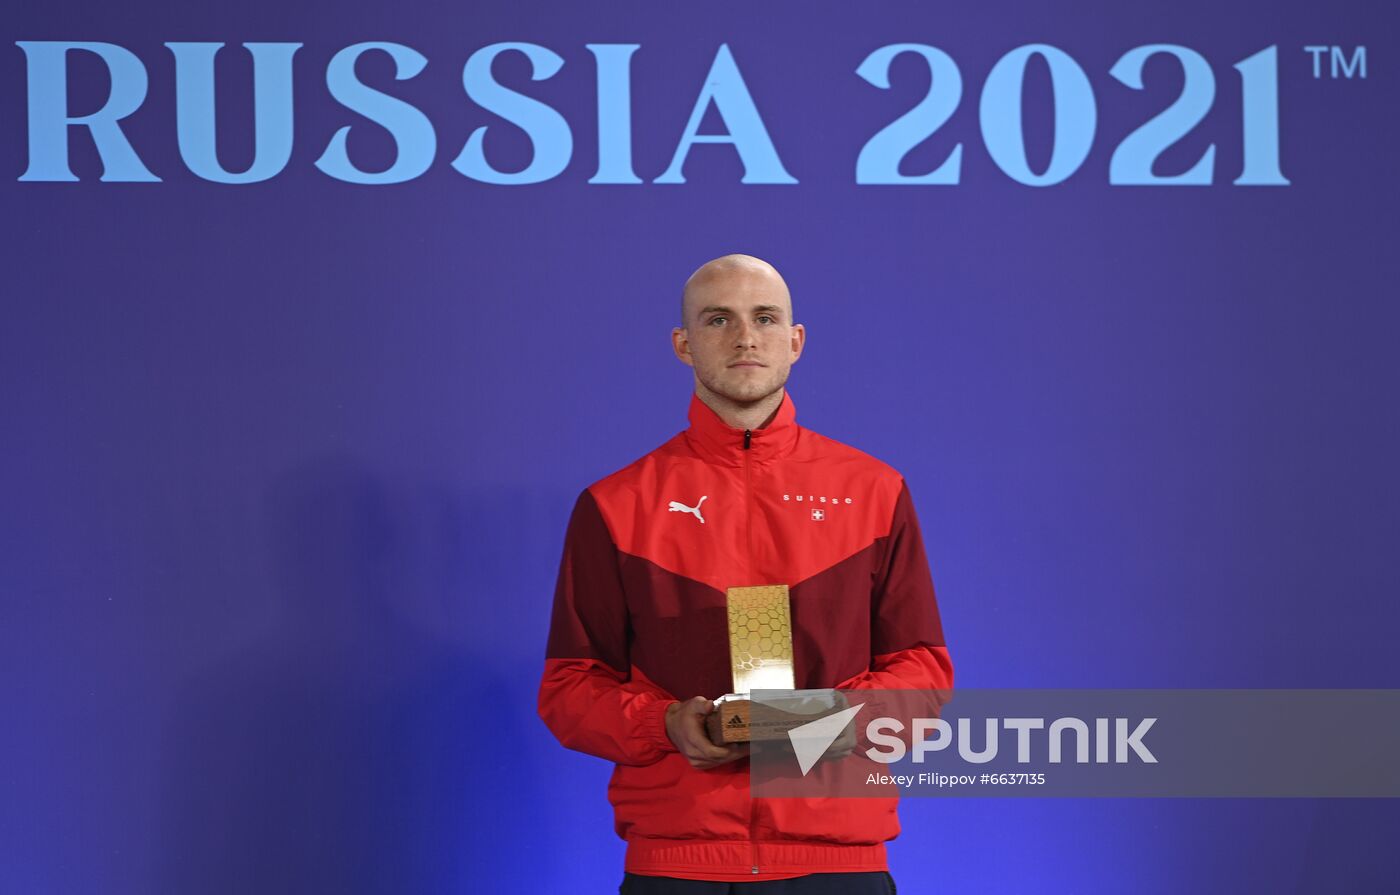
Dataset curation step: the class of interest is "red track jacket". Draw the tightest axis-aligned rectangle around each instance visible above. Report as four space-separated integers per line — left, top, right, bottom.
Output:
539 391 953 881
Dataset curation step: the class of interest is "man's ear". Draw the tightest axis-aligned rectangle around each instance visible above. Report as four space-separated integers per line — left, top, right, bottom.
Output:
672 326 695 367
789 323 806 362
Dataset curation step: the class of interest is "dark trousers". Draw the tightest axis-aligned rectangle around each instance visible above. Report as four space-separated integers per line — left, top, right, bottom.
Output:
620 871 896 894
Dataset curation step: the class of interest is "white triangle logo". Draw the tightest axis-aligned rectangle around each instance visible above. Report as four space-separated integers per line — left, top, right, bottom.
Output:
788 704 863 776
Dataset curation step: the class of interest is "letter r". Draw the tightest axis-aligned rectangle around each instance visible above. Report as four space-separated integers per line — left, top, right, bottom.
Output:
17 41 159 182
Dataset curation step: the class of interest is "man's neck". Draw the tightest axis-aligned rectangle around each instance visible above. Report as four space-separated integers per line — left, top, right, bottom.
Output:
695 384 784 431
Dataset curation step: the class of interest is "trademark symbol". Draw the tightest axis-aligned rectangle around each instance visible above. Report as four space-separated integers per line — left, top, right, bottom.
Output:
1303 45 1367 79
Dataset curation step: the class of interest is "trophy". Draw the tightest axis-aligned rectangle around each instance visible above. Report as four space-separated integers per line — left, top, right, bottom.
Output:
705 585 848 745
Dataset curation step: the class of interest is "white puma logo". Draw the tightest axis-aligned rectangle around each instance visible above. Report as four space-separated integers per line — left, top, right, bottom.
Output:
667 495 707 524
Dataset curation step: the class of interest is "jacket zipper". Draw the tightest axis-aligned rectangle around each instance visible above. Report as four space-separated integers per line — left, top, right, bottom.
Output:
743 429 754 580
743 428 759 875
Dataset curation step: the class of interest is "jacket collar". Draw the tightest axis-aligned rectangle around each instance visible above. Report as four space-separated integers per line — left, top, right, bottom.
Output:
684 390 800 467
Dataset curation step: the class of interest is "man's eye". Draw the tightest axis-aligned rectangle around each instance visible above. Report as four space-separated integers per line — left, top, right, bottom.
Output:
709 317 726 325
758 316 774 324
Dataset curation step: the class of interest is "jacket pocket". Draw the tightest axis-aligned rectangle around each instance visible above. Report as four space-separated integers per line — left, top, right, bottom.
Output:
608 755 752 840
756 795 899 845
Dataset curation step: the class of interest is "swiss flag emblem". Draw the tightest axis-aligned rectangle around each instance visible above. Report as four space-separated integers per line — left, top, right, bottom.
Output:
811 509 825 521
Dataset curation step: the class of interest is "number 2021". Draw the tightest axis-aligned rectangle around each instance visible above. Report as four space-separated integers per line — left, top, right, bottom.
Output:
856 43 1286 186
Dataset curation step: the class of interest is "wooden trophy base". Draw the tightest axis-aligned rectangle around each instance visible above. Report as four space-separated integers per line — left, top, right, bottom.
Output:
705 690 847 745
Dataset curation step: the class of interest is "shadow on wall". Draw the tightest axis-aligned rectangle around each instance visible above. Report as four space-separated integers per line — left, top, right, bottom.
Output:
156 453 548 895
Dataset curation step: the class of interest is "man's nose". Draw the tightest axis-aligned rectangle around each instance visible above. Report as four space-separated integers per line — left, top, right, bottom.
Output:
733 320 758 348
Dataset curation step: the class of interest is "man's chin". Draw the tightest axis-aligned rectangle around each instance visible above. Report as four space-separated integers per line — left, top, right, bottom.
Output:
709 379 785 406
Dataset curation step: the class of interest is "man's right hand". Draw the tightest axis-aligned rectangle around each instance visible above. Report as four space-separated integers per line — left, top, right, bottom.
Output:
665 696 750 769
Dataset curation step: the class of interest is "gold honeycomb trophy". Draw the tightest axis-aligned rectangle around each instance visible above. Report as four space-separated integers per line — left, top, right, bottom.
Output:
705 585 847 745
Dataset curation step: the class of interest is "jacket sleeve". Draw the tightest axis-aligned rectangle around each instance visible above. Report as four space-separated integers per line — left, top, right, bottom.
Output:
537 488 679 767
836 479 954 695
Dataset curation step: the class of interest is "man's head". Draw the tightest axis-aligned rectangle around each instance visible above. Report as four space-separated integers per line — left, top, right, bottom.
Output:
672 254 806 408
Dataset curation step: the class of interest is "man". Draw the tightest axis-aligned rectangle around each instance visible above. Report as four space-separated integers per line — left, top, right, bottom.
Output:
539 254 953 893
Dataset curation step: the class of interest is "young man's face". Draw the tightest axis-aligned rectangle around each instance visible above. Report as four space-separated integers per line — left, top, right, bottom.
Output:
672 265 805 406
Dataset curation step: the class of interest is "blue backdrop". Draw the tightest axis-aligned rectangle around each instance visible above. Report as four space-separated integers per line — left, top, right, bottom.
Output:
2 2 1397 892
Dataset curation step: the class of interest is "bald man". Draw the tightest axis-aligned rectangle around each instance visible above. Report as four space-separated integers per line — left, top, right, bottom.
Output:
671 254 805 435
540 254 953 893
